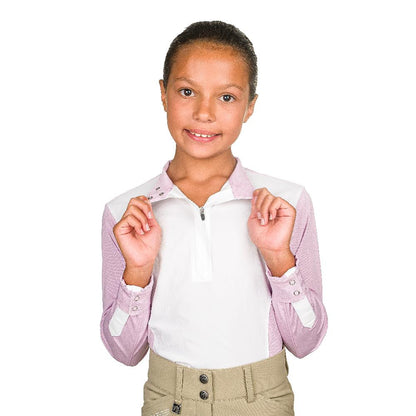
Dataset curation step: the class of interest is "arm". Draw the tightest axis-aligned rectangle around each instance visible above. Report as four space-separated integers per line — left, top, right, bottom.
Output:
100 204 154 366
265 188 328 358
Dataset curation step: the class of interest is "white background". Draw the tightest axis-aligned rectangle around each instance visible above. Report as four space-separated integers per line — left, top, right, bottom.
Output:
1 1 415 415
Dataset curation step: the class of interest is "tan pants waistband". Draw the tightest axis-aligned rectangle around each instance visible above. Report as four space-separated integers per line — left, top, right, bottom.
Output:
147 347 289 404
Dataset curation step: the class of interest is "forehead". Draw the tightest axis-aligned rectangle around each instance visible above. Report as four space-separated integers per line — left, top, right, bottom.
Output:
170 41 249 86
177 40 243 57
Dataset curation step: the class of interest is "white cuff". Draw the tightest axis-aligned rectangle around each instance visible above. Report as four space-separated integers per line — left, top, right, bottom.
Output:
283 266 297 278
125 283 144 293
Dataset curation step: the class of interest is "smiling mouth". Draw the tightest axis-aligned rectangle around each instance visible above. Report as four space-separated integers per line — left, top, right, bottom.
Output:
185 129 220 139
185 129 221 140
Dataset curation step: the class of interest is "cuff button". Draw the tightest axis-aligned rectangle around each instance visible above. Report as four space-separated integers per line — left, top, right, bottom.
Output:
293 290 300 296
289 279 296 285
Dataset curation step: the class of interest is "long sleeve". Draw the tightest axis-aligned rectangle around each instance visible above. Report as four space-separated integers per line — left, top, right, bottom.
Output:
265 187 328 358
100 204 154 366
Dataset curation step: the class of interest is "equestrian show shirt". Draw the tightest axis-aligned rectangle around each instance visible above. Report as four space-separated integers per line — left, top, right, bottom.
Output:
100 157 328 368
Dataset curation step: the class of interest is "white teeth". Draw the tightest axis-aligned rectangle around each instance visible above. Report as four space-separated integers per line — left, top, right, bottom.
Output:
190 131 216 138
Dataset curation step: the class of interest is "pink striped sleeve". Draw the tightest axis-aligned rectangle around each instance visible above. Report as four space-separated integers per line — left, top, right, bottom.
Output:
99 204 154 366
266 187 328 358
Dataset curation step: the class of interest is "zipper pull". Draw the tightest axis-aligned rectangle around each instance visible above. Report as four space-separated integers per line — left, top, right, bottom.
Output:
200 206 205 221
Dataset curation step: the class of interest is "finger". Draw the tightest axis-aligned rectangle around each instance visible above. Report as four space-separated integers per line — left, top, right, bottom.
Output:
137 195 153 208
269 197 293 219
250 194 258 219
268 207 277 221
131 195 153 210
258 193 274 226
122 204 151 233
118 214 145 236
135 196 159 226
250 188 266 219
128 196 154 220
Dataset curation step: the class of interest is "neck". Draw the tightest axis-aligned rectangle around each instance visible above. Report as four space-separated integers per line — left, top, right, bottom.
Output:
166 150 237 184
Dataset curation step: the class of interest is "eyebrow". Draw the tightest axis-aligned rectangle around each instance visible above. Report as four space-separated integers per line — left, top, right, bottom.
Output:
173 77 245 92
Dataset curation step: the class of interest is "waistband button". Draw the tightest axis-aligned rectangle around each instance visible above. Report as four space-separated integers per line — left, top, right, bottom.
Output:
200 390 209 400
199 374 208 384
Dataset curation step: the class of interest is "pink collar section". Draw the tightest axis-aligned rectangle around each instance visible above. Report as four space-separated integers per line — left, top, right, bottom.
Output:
146 156 255 204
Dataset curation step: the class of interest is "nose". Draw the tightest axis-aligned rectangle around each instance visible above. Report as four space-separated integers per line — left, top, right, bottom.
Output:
193 97 216 122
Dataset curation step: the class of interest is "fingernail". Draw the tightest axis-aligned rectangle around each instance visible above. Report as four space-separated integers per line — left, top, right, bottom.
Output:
147 211 152 219
269 213 273 220
261 218 265 225
145 223 150 231
257 211 262 219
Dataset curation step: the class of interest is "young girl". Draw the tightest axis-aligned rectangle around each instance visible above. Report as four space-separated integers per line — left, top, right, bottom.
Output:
100 20 328 416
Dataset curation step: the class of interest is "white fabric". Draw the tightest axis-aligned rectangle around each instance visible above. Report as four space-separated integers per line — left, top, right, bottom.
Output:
292 297 317 328
126 283 143 292
109 306 129 336
108 167 317 367
143 182 290 368
283 266 297 277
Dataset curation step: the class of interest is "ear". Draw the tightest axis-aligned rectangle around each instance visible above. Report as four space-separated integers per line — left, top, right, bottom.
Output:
159 79 168 112
243 94 258 123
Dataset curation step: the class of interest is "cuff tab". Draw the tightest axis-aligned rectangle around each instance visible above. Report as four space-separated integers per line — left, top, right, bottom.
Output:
292 297 317 328
109 306 129 336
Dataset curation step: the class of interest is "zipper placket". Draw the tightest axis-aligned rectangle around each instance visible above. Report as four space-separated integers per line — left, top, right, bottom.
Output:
180 197 206 221
200 206 205 221
180 199 211 281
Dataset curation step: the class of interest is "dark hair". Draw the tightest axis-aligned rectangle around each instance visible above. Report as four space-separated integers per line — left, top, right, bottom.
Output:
163 20 258 102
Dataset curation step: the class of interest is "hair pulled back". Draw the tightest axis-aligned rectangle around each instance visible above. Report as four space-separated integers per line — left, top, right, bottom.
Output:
162 21 258 102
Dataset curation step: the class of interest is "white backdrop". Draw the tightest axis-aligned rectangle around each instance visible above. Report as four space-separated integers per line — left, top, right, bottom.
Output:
1 1 415 415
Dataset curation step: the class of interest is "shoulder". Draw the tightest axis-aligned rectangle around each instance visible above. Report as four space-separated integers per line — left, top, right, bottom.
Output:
243 166 308 209
104 174 160 223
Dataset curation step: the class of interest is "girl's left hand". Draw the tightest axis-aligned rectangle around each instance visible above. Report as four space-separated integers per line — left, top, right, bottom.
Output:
247 188 296 253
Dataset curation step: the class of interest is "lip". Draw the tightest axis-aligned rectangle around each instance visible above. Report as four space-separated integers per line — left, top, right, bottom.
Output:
185 129 221 142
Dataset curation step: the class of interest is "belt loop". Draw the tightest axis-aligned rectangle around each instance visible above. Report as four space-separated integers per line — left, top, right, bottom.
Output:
172 366 184 414
243 365 255 403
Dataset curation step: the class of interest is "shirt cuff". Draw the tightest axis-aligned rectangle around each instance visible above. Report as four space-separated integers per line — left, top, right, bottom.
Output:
116 274 154 316
125 283 144 293
265 265 306 303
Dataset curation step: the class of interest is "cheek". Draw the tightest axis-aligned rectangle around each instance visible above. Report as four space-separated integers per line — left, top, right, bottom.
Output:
167 102 186 124
167 96 190 116
219 106 247 128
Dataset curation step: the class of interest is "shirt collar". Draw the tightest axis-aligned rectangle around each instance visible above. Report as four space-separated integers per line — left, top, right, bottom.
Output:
146 156 255 204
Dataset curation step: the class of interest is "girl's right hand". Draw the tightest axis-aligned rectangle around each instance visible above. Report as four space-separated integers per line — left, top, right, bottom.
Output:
113 196 162 269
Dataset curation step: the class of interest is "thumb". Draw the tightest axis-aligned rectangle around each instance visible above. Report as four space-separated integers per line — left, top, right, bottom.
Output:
147 214 159 228
249 194 258 220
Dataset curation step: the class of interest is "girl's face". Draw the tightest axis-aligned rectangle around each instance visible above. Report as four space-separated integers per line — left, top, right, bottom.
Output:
159 41 257 161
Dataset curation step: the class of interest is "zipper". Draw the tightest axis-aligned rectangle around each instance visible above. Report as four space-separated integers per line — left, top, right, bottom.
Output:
179 194 206 221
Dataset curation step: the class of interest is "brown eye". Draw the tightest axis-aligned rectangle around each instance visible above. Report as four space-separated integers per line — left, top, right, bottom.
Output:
179 88 193 97
221 94 235 103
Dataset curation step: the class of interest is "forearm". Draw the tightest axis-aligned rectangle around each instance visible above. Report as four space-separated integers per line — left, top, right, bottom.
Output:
264 187 328 358
260 248 296 278
101 204 154 366
100 277 153 366
267 265 328 358
123 263 154 287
